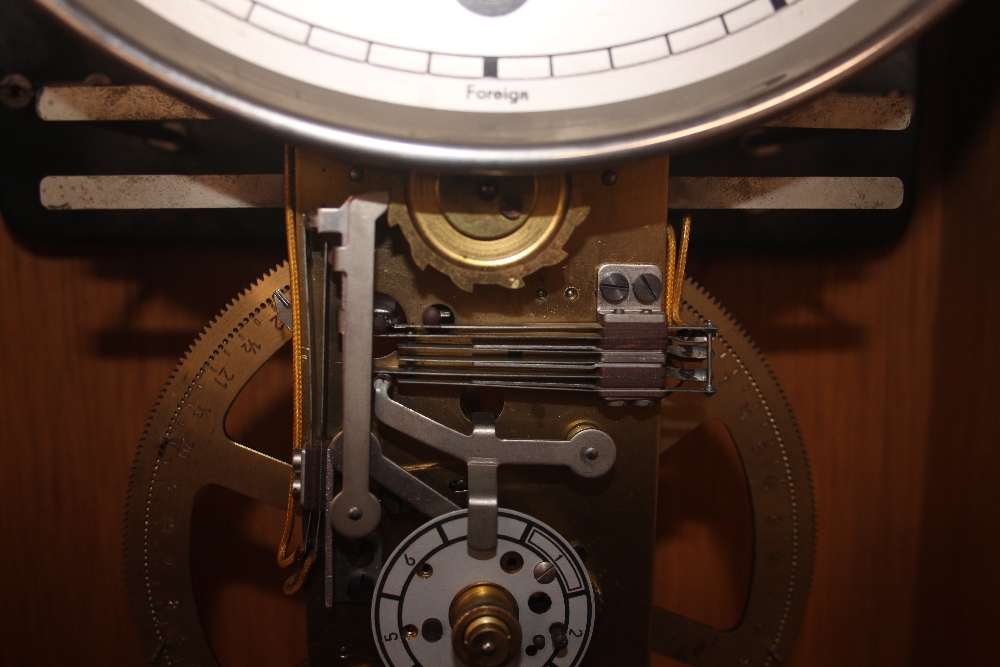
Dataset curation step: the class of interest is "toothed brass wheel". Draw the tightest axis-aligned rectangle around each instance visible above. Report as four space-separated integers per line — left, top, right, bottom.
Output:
123 264 294 666
122 265 814 666
652 283 816 666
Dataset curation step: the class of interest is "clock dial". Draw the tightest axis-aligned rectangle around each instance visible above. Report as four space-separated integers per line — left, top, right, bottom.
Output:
133 0 857 113
38 0 959 166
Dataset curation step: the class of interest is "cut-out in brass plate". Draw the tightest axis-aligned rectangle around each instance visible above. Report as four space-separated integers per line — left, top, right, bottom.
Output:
389 172 589 291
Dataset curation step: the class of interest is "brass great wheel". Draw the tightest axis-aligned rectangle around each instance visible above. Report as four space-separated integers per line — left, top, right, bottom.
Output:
123 264 814 666
123 265 295 665
653 285 815 667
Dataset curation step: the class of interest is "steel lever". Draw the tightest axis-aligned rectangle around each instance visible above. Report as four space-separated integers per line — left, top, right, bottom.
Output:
309 192 388 538
372 377 616 557
328 432 459 519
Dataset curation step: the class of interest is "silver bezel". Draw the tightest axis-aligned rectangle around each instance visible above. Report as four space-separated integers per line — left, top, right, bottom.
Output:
36 0 960 169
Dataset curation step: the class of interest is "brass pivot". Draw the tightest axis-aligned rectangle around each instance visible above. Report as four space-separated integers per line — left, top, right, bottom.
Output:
449 583 522 667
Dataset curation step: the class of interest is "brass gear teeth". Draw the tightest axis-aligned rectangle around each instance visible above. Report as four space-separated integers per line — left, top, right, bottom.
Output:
685 278 817 569
651 279 816 666
123 262 290 511
123 262 292 666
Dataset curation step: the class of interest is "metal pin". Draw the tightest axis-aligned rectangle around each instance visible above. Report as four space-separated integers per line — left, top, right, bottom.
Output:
549 623 568 651
499 193 523 220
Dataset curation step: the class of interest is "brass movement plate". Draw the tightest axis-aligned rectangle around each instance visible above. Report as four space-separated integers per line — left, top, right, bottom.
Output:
294 153 670 666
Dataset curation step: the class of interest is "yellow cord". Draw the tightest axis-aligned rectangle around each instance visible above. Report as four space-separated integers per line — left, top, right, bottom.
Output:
665 224 677 324
283 549 317 595
278 146 308 580
671 215 691 325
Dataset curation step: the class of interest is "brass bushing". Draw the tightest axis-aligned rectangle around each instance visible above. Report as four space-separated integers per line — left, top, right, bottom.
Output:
388 172 589 291
449 583 522 667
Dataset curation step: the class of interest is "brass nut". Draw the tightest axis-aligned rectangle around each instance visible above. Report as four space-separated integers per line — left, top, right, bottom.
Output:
463 615 512 667
389 173 589 291
449 583 522 667
564 420 599 441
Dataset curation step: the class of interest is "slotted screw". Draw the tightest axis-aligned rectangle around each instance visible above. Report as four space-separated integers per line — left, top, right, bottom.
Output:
534 561 557 584
499 193 523 220
633 273 662 304
599 273 629 303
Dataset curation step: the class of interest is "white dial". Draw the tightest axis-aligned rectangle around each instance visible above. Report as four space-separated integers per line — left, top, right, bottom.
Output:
41 0 958 165
137 0 857 113
373 509 595 667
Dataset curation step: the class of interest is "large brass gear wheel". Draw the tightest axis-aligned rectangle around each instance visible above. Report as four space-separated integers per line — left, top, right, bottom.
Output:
653 283 816 666
122 265 814 666
123 265 294 665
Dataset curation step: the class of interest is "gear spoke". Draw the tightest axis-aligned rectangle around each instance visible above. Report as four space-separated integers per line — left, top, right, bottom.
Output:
659 395 710 454
125 264 294 667
650 606 723 663
204 435 292 510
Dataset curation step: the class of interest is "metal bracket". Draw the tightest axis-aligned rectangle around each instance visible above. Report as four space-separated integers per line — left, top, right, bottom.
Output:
372 377 616 557
307 192 388 539
291 441 326 512
597 263 666 321
272 289 293 332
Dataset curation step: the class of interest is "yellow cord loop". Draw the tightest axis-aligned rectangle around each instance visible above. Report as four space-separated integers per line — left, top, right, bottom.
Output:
283 548 317 595
277 486 298 569
665 224 677 323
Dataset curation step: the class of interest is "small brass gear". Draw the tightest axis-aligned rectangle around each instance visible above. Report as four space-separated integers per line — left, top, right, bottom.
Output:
388 172 589 291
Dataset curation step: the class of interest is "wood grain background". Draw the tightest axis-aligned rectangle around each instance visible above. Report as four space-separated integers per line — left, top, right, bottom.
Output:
2 1 998 664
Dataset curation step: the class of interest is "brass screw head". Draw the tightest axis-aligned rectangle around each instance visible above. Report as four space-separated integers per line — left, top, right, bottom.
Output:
464 616 512 667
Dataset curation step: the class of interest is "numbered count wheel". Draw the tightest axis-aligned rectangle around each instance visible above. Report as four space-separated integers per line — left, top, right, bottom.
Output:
373 509 594 667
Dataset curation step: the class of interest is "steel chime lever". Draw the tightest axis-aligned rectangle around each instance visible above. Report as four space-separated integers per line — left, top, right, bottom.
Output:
308 191 618 556
372 377 616 557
